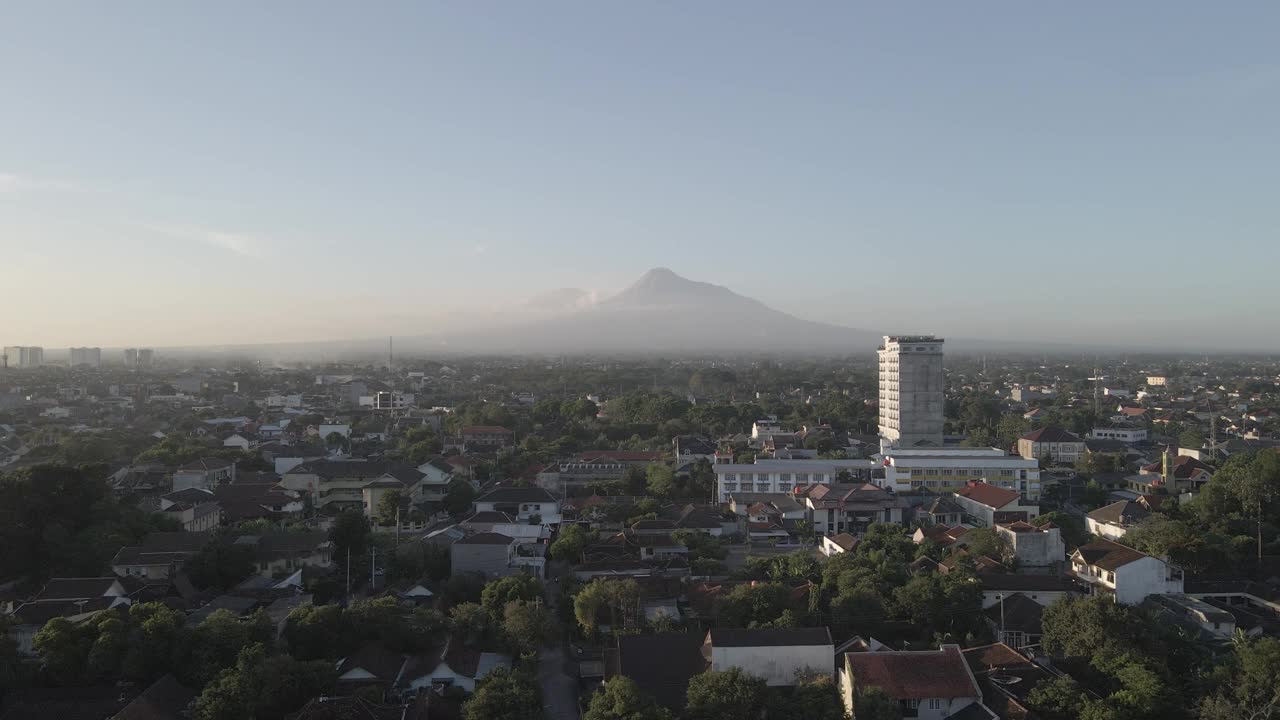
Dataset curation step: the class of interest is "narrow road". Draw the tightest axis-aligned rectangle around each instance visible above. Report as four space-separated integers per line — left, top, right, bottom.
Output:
539 573 579 720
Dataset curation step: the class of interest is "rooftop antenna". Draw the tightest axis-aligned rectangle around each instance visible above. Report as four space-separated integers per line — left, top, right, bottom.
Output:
388 336 393 371
1093 368 1101 415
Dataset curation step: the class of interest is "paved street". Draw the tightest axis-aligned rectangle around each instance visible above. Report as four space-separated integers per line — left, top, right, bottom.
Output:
538 644 579 720
539 572 579 720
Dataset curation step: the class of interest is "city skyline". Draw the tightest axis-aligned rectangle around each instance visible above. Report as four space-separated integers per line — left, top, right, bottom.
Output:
4 3 1280 349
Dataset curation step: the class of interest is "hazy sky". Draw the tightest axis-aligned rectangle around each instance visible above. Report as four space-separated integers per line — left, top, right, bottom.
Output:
3 3 1279 349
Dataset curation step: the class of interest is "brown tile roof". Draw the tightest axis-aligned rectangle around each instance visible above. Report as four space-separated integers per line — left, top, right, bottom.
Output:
845 645 980 700
113 674 196 720
955 483 1021 509
1074 539 1148 570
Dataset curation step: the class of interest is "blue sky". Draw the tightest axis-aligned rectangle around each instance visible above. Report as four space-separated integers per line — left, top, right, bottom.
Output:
3 2 1279 348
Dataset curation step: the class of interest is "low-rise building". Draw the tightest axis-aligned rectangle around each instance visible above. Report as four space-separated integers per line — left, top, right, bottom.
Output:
1017 426 1085 466
840 644 992 720
460 425 514 451
172 458 236 491
1085 498 1157 540
796 483 907 536
112 532 210 581
880 447 1041 500
995 521 1064 568
703 627 834 686
472 487 560 523
712 459 876 503
952 482 1039 527
1089 425 1149 443
1070 539 1183 605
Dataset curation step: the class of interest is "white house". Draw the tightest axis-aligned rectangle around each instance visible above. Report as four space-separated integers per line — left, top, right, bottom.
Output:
821 533 858 557
472 487 560 524
703 627 834 686
1090 426 1148 443
1085 499 1155 540
1070 539 1183 605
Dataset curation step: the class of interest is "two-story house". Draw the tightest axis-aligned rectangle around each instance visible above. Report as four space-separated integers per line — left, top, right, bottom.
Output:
460 425 514 451
1070 539 1183 605
995 521 1065 568
703 627 834 686
172 458 236 491
796 483 908 536
1085 498 1157 540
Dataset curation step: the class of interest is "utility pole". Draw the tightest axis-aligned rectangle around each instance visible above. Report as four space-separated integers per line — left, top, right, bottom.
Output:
345 546 351 605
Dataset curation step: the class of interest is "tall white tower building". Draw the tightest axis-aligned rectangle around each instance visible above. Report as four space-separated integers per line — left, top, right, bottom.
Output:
878 335 945 450
3 346 44 368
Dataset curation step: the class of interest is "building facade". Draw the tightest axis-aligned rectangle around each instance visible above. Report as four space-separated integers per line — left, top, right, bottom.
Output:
68 347 101 368
713 459 877 503
3 346 43 368
878 336 945 450
879 447 1042 500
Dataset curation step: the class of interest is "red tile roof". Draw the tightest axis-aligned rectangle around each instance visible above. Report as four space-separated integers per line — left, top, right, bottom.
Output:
845 645 979 700
956 482 1021 509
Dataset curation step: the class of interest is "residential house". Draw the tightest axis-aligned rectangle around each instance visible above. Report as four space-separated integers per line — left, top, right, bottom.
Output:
172 458 236 491
1085 498 1157 540
797 483 907 536
335 643 408 691
609 633 709 713
1146 593 1237 641
213 481 304 524
673 435 717 467
472 487 560 523
460 425 513 451
1070 539 1183 605
112 674 197 720
979 574 1084 609
450 532 544 579
703 627 834 686
822 533 858 557
399 636 513 693
8 577 137 656
1137 452 1214 493
982 594 1045 651
234 531 334 578
953 482 1039 527
1017 426 1085 466
112 532 210 581
840 645 994 720
282 459 426 514
995 521 1065 568
917 496 966 527
963 643 1072 719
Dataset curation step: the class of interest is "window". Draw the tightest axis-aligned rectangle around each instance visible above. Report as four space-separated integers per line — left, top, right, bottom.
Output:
902 699 920 709
742 473 754 482
796 473 809 483
780 473 791 483
1106 571 1115 582
724 474 737 483
928 699 942 710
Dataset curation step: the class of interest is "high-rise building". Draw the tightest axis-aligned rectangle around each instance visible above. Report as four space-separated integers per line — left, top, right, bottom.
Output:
878 335 945 450
3 346 44 369
125 348 154 369
69 347 102 368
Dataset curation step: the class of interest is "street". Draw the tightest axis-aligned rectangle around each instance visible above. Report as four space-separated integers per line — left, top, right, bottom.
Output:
539 570 580 720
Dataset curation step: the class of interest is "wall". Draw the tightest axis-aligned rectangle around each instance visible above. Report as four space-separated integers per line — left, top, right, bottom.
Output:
451 543 515 579
1085 517 1128 540
710 643 834 686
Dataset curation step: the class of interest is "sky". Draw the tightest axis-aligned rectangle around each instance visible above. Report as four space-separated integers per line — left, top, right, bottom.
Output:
3 2 1279 350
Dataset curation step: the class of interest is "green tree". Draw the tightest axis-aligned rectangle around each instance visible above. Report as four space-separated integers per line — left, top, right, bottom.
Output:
584 676 673 720
767 677 849 720
463 667 544 720
717 582 791 628
481 574 543 615
685 667 768 720
450 603 497 647
851 686 901 720
34 616 92 684
1032 512 1089 548
1199 636 1280 719
1027 675 1088 720
550 524 593 563
959 527 1011 564
329 509 370 557
574 579 641 636
502 600 556 656
283 603 350 660
444 479 477 515
376 489 404 526
86 613 127 680
186 541 255 591
646 464 676 498
123 602 185 681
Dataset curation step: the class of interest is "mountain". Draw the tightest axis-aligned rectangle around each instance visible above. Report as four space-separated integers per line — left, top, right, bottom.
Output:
410 267 883 354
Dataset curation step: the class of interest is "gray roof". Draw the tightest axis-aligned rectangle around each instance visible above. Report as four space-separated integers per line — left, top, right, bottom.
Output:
707 626 833 648
475 487 557 504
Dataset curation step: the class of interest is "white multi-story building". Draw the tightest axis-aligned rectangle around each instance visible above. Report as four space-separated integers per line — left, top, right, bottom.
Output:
68 347 101 368
1090 426 1148 443
878 336 945 451
358 391 415 410
713 458 877 503
879 447 1042 500
3 346 43 368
